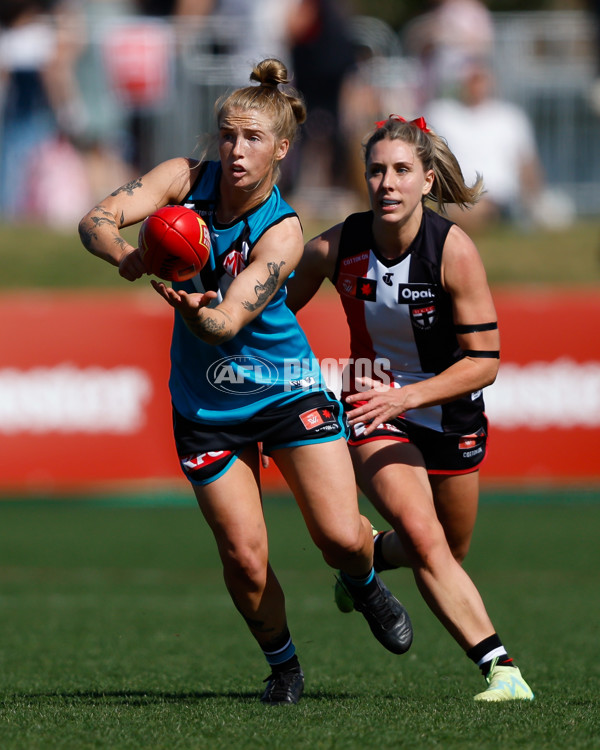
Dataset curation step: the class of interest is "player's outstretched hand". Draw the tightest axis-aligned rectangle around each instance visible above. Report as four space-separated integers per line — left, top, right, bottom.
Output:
151 280 218 317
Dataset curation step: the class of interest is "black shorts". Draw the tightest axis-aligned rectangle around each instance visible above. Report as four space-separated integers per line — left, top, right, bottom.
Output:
173 391 348 485
348 412 488 475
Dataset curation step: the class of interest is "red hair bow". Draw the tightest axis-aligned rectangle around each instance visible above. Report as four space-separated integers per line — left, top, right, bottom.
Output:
375 115 430 132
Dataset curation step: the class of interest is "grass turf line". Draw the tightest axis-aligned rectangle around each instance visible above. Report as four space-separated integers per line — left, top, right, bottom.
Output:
0 496 599 749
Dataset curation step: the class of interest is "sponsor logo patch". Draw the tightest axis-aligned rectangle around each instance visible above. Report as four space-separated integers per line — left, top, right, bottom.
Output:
337 274 377 301
398 283 438 329
181 450 232 472
222 250 246 277
397 283 437 304
341 252 369 268
299 407 336 431
356 278 377 301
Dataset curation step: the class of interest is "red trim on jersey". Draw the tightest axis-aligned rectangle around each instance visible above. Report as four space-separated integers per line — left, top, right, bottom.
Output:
428 466 481 476
349 435 410 446
336 252 378 387
181 450 232 472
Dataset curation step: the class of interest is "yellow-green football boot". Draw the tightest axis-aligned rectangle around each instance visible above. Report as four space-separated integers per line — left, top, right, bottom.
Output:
474 657 534 702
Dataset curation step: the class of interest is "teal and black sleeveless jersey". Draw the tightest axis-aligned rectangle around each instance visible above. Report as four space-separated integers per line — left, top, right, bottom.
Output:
168 161 327 424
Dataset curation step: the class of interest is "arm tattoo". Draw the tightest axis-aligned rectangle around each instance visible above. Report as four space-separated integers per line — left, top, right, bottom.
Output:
78 222 95 249
113 236 127 253
79 206 117 250
110 177 143 197
242 261 286 312
182 308 232 342
91 214 117 230
78 206 118 250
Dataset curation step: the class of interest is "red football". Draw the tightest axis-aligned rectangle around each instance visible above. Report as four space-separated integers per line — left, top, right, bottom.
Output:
138 205 211 282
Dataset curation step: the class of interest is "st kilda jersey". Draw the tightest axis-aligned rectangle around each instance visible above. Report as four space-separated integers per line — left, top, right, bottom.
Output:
332 207 486 435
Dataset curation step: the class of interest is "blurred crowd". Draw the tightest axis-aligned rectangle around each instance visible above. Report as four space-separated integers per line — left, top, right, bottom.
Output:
0 0 588 232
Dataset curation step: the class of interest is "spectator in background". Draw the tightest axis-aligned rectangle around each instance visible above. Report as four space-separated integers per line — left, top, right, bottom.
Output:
283 0 358 213
402 0 495 107
135 0 212 15
586 0 600 116
424 57 575 232
0 0 89 223
207 0 297 74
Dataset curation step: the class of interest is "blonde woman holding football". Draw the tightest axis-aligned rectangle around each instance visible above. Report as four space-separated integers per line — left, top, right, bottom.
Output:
79 59 413 706
286 114 534 702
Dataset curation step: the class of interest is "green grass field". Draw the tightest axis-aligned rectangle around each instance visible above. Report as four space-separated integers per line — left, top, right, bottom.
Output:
1 490 599 749
1 215 599 747
1 216 599 289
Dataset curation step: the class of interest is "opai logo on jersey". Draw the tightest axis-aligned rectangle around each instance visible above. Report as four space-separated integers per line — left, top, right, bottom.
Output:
206 355 277 394
398 283 438 329
397 283 436 304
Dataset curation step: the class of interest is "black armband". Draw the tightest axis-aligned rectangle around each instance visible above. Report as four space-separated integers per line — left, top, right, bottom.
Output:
463 350 500 359
454 322 498 333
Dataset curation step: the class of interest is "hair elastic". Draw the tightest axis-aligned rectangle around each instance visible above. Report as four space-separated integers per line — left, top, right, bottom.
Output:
375 115 430 132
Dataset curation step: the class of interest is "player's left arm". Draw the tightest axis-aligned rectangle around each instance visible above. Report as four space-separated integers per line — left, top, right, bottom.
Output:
346 225 500 430
440 222 501 386
152 216 303 345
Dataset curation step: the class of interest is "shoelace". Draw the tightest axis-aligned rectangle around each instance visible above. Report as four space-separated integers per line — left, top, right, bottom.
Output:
263 670 302 699
485 656 500 684
357 583 398 629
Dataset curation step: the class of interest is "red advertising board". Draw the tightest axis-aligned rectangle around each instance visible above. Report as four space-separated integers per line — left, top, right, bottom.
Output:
0 289 599 495
0 292 176 493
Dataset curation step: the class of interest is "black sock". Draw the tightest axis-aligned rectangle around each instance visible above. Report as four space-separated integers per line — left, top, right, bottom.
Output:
262 628 300 673
340 568 378 600
271 654 301 674
374 531 397 572
466 633 515 677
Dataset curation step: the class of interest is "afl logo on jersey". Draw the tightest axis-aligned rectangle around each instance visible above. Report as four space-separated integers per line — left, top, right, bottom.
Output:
206 355 277 393
223 250 246 278
397 283 438 329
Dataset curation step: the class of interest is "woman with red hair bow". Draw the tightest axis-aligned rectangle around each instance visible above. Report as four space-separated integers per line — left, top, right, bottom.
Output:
286 115 534 702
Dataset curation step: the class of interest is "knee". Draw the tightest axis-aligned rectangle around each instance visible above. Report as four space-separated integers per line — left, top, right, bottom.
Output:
443 526 473 564
402 517 449 569
220 543 268 592
314 525 366 567
448 537 470 564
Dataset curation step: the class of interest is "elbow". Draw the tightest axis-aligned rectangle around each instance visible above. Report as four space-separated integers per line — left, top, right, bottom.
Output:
183 310 238 345
203 330 236 346
284 288 302 314
463 354 499 389
483 359 500 387
78 215 93 251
